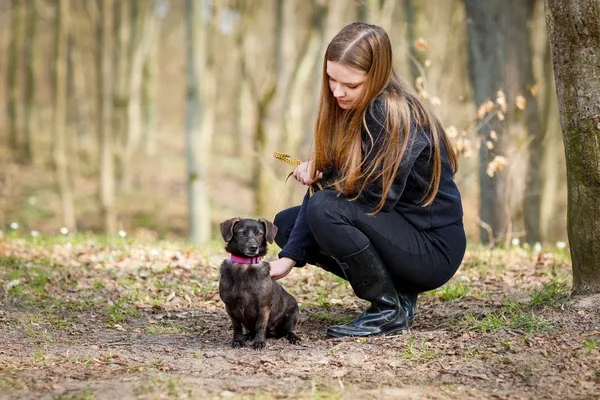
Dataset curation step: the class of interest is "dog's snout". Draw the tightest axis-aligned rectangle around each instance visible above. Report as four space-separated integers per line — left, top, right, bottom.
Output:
248 245 258 253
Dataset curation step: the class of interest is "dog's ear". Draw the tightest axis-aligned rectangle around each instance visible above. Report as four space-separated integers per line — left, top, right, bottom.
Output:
220 217 241 242
258 218 278 244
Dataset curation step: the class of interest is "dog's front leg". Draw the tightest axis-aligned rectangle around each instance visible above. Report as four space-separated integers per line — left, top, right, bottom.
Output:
226 305 246 348
252 305 271 350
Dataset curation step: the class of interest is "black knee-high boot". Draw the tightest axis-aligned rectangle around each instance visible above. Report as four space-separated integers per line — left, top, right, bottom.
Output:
398 292 418 324
327 245 409 337
314 251 346 280
317 250 418 326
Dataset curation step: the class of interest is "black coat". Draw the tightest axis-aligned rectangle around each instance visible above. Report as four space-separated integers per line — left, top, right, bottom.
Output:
277 97 464 264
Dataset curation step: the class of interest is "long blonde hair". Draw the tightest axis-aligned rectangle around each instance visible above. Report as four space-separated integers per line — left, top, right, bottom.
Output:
312 22 457 212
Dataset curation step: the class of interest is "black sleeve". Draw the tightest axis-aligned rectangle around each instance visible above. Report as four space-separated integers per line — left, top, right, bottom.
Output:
357 103 430 212
278 190 315 266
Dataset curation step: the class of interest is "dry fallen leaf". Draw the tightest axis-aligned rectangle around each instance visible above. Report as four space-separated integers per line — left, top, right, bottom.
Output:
415 37 429 52
516 95 527 110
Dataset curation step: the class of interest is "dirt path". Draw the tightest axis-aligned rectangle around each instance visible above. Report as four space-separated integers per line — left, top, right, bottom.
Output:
0 238 598 399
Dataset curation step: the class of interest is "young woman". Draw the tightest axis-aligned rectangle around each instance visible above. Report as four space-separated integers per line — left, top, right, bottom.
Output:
269 22 466 338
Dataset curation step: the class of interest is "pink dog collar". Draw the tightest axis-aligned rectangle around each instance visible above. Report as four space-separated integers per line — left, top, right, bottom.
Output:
230 255 262 264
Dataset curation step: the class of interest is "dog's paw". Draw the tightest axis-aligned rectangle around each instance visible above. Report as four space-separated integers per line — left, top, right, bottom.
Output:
232 339 246 348
253 341 265 350
287 332 302 345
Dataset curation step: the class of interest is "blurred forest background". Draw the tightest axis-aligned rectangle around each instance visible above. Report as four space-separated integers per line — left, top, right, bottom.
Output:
0 0 566 247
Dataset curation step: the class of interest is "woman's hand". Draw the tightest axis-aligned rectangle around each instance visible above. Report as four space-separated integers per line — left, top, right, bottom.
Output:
292 161 323 186
269 257 296 280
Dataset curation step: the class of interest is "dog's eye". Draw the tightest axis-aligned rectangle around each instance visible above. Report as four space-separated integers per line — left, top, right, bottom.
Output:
257 231 264 237
238 231 245 236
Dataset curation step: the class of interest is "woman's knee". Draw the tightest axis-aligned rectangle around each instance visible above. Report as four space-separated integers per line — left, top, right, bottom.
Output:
273 206 300 248
306 190 348 232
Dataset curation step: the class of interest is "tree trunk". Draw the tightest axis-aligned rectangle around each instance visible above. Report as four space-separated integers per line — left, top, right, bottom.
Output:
142 0 166 157
7 0 25 153
185 0 211 245
234 7 248 152
280 0 327 207
404 0 421 86
356 0 367 21
464 0 508 245
98 0 117 234
112 0 131 186
545 0 600 296
69 28 95 165
123 0 158 190
540 38 565 242
305 0 345 155
519 1 544 245
283 0 325 154
367 0 396 33
250 0 286 217
22 0 37 163
200 1 217 224
53 0 76 231
506 0 544 245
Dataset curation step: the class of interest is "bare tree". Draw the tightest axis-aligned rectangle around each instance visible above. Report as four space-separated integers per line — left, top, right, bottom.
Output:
464 0 508 245
53 0 76 231
248 0 286 217
505 0 544 245
97 0 117 234
68 7 95 166
282 0 327 155
366 0 396 33
540 33 565 242
122 0 159 190
142 0 167 157
185 0 211 244
7 0 25 153
244 0 321 217
404 0 421 86
112 0 131 185
545 0 600 296
232 3 250 152
22 0 37 163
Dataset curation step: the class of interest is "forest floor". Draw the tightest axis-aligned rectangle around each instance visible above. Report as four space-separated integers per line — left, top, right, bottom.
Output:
0 234 598 400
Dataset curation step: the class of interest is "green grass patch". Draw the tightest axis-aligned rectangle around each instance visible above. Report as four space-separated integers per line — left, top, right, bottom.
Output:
306 293 336 309
438 281 471 301
460 257 492 275
459 301 553 334
309 379 344 400
105 298 140 327
400 336 441 363
0 375 27 390
0 231 130 248
1 260 52 299
529 276 571 308
144 321 187 335
52 299 97 312
0 255 22 268
424 280 472 301
56 390 95 400
134 375 188 398
29 348 48 364
462 347 488 360
33 312 73 330
584 339 597 354
309 309 353 325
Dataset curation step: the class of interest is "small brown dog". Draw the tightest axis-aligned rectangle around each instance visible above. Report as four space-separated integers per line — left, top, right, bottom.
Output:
218 217 301 349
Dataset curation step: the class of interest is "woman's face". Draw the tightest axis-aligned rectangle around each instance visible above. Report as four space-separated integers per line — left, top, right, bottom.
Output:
326 61 367 110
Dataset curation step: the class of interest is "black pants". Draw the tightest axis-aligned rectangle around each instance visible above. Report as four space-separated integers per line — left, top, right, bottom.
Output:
274 189 466 293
